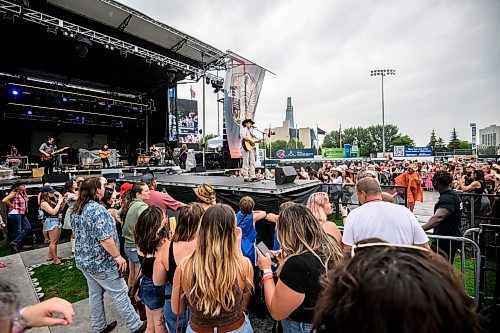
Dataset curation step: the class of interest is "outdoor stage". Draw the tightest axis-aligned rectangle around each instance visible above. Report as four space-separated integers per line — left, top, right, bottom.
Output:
122 173 321 214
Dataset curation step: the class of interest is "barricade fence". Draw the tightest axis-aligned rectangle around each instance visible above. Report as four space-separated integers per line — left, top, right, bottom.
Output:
458 193 500 232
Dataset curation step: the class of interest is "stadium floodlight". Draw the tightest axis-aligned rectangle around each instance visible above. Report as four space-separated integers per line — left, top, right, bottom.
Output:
370 69 396 155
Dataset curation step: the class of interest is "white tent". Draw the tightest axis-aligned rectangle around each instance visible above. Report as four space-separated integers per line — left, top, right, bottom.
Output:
207 135 223 149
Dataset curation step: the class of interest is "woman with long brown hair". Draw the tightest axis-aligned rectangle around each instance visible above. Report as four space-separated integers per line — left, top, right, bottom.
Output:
307 192 342 243
153 203 204 332
135 206 169 333
2 181 31 253
39 186 65 264
171 204 254 332
257 204 342 333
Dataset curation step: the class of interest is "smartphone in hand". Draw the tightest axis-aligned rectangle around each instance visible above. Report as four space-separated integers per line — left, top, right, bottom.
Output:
256 241 278 267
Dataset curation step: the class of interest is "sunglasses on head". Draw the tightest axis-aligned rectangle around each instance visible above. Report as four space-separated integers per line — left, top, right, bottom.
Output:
350 242 429 258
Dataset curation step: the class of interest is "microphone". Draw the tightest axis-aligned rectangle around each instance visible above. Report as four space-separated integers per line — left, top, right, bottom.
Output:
251 125 258 129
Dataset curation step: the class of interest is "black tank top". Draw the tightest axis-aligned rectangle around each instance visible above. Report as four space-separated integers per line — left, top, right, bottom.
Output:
138 255 155 279
473 180 485 195
167 241 177 284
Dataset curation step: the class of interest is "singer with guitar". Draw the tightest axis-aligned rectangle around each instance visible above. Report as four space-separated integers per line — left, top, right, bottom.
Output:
39 138 68 175
99 144 111 169
241 119 259 182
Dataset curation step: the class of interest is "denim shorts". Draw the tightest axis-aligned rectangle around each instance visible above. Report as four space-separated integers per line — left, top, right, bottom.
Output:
139 277 165 311
43 217 61 232
164 281 190 332
281 318 313 333
124 246 140 264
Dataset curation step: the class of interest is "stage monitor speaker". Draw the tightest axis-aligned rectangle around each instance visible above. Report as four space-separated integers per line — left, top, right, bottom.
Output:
101 169 124 180
43 173 69 184
275 166 296 185
194 166 207 172
32 168 44 178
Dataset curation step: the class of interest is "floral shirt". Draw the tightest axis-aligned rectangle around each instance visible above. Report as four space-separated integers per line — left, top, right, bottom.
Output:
71 201 118 274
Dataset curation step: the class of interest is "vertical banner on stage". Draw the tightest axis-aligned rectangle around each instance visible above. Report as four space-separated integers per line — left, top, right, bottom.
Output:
223 52 266 158
168 88 178 142
470 123 477 155
177 99 199 147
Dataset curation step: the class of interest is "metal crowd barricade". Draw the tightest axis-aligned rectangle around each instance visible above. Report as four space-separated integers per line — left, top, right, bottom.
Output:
477 224 500 309
457 192 500 232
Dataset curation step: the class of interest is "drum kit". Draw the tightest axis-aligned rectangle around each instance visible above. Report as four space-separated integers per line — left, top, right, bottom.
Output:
136 148 168 166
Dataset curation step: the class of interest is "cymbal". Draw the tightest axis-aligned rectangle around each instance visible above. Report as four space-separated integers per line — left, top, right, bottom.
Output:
136 148 144 151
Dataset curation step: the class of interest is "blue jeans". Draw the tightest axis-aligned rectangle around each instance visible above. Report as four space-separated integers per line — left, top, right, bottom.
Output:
186 314 253 333
124 246 140 264
82 268 143 333
281 318 313 333
9 214 31 246
164 282 190 332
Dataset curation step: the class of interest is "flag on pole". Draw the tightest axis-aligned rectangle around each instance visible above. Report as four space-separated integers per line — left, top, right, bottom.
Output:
190 85 196 99
317 127 326 135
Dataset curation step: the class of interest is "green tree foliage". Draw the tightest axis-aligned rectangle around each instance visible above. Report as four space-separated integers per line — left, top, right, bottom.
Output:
392 135 415 147
448 128 461 151
456 140 472 150
428 129 437 148
435 137 447 152
199 133 217 149
270 140 288 156
322 130 341 148
286 139 304 149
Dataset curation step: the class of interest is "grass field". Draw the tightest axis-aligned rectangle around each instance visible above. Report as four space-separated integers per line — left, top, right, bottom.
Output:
32 257 89 303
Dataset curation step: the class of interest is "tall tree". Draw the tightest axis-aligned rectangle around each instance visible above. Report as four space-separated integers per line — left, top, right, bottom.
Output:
322 130 341 148
435 137 447 152
271 140 288 157
448 128 461 151
365 124 400 155
392 135 415 147
428 129 437 148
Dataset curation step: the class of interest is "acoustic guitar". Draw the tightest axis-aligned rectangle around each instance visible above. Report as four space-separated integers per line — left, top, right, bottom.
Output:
41 147 69 161
242 135 260 152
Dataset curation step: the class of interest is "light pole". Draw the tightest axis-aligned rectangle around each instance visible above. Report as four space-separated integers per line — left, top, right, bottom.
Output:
370 69 395 155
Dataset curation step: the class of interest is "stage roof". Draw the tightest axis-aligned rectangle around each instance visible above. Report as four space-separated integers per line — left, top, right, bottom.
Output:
47 0 225 65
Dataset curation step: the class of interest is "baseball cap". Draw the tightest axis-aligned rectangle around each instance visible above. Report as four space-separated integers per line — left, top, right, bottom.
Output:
40 186 56 193
140 173 156 184
119 182 133 196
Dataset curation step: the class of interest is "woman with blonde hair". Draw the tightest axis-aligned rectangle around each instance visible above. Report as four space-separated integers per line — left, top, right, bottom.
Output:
257 204 342 333
306 192 342 243
172 204 254 332
39 186 65 264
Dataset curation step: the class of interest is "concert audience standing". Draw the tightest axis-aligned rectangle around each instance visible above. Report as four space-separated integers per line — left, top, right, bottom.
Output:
141 173 185 220
257 204 342 333
153 203 204 332
342 178 429 251
306 192 342 243
121 182 150 289
134 206 168 333
422 170 463 262
172 204 254 332
39 186 65 264
62 179 78 254
2 181 31 253
72 177 146 333
312 241 483 333
458 169 487 217
193 183 217 211
236 196 267 266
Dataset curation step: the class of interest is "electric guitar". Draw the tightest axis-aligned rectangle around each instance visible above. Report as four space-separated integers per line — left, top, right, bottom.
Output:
242 135 260 152
41 147 69 161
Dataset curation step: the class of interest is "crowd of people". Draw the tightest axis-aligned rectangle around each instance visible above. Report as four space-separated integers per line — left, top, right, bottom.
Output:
0 162 493 332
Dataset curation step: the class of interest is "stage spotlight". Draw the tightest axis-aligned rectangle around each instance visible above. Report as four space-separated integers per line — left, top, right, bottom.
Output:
205 76 210 85
76 116 80 120
62 96 68 102
10 89 19 96
27 110 32 115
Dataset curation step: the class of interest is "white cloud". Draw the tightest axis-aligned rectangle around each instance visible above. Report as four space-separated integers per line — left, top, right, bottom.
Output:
120 0 500 145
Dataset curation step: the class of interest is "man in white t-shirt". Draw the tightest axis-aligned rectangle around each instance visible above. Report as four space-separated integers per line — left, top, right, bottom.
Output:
342 177 429 251
240 119 257 182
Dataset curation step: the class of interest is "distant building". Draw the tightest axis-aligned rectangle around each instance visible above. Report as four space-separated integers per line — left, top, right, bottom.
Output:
479 124 499 146
264 97 317 148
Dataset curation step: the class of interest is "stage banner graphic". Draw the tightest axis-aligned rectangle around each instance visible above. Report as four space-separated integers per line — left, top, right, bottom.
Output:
276 149 314 159
322 148 345 158
223 52 266 158
176 99 199 148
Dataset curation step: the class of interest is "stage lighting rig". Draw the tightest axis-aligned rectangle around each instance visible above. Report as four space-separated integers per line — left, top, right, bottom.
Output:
74 35 92 59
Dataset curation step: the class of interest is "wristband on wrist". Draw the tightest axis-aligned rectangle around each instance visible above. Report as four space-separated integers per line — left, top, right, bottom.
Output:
261 274 274 283
263 268 273 275
113 254 121 260
342 215 347 218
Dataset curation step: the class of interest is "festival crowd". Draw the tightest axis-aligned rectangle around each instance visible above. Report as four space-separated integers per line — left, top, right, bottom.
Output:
1 160 498 332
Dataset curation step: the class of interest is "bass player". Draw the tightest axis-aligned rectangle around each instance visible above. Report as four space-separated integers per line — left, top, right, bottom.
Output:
39 138 60 175
241 119 258 182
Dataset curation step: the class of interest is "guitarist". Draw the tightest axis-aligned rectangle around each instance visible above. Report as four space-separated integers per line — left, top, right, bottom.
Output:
99 144 111 169
241 119 258 182
39 138 58 175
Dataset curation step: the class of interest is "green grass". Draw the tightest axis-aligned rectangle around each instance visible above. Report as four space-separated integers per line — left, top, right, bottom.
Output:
453 255 475 296
32 257 89 303
0 246 11 258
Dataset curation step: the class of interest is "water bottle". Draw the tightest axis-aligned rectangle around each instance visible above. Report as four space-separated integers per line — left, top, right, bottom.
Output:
32 233 36 245
133 168 137 176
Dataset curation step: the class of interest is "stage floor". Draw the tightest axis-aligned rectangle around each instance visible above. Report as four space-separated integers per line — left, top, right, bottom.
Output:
123 174 320 195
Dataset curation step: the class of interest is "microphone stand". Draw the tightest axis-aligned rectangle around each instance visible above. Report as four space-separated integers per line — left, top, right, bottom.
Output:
253 127 268 180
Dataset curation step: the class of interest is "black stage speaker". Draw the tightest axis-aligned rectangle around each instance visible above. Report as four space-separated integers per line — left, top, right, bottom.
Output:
194 166 206 172
101 169 124 180
43 173 69 184
275 166 296 185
